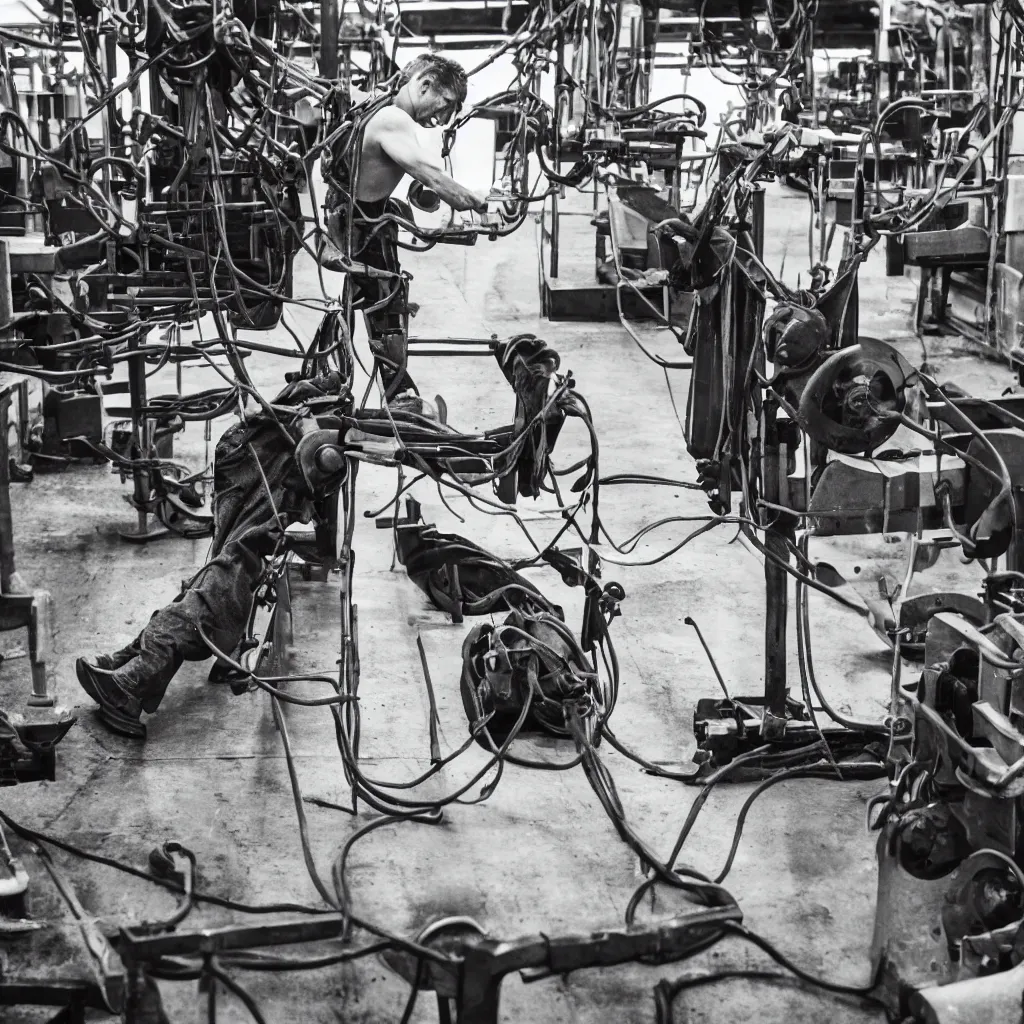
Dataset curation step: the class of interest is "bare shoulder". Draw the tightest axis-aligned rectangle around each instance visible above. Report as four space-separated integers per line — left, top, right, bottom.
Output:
365 105 415 138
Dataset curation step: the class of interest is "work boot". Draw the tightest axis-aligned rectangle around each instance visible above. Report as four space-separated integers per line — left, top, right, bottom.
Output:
76 633 183 739
75 659 147 739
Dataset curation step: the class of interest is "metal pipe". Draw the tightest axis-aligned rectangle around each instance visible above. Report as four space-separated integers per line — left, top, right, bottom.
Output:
0 392 16 594
128 338 151 537
416 635 442 764
0 240 10 325
761 408 792 733
320 0 340 80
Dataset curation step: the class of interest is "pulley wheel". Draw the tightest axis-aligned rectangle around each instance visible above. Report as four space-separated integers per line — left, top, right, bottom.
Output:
797 337 914 454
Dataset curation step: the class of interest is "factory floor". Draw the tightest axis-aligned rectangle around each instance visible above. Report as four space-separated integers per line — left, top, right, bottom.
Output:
1 184 1011 1024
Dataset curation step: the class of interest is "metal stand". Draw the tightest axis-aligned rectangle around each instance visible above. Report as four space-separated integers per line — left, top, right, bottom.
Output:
118 336 170 544
241 561 294 686
691 406 876 771
690 204 878 772
0 246 74 783
0 382 56 709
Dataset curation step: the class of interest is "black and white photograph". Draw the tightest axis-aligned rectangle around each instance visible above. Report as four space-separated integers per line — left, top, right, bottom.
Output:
0 1 1017 1021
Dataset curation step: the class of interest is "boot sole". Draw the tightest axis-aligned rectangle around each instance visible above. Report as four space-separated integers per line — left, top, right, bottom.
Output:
96 705 147 740
76 659 147 739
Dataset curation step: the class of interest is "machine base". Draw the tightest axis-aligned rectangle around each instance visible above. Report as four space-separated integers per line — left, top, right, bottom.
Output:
692 694 883 775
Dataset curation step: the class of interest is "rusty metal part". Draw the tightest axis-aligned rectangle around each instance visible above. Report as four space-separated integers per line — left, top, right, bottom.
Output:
899 593 989 660
871 819 957 1015
763 303 829 371
380 916 489 997
961 428 1024 560
452 906 741 1024
691 694 879 773
877 605 1024 1012
460 609 592 744
797 337 914 454
801 453 966 536
295 428 347 498
119 905 741 1024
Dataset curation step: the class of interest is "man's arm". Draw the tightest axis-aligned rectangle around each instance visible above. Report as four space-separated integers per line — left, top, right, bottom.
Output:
372 109 487 213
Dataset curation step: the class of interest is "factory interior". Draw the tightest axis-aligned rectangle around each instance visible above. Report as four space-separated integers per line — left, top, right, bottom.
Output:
8 0 1024 1021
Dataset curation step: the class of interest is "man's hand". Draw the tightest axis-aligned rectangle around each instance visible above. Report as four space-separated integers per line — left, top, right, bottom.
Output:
447 190 488 214
444 190 487 214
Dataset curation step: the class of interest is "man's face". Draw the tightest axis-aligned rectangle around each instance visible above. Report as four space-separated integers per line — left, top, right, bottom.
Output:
412 78 460 129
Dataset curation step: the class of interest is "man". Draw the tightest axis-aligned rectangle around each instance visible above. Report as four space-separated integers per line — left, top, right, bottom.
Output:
323 54 488 398
74 352 353 739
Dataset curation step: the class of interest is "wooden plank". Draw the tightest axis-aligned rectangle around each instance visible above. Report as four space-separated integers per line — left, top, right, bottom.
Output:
904 226 990 264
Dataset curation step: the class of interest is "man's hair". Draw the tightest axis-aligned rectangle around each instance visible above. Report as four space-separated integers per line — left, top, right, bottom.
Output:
399 54 468 105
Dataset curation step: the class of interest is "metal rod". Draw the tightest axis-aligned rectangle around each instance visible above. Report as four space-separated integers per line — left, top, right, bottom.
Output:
683 617 729 698
0 392 15 593
549 193 560 279
127 337 150 537
762 409 792 732
671 139 682 211
416 634 442 764
751 186 765 261
407 338 498 346
0 240 12 325
405 350 495 358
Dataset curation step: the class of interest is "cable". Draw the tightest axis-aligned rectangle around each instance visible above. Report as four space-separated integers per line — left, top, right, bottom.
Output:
598 474 702 489
0 807 330 917
653 968 876 1024
206 964 270 1024
713 763 884 883
721 922 882 1000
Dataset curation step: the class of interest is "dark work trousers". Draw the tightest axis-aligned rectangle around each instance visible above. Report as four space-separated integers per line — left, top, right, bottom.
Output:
345 200 416 398
102 418 311 712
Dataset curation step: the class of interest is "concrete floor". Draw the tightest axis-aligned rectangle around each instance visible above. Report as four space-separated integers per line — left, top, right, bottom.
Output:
1 184 1013 1023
